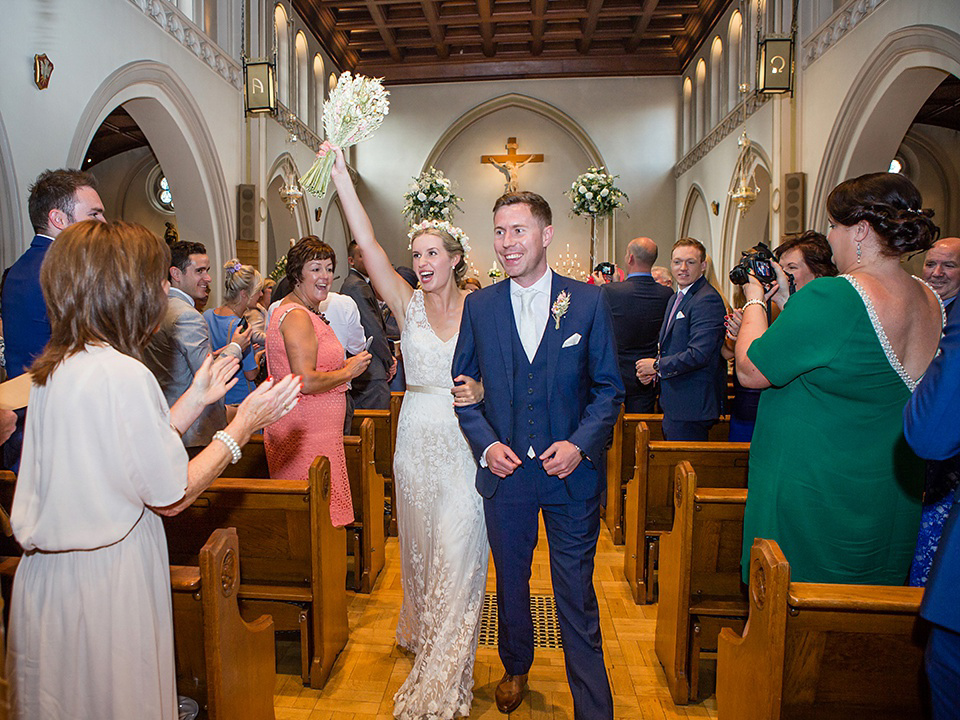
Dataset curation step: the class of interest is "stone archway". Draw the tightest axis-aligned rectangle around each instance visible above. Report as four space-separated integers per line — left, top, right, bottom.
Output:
721 144 772 300
265 153 309 273
0 110 23 269
811 25 960 225
67 61 232 282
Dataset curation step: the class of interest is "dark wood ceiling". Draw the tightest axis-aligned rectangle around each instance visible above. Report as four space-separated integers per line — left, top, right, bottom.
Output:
915 74 960 133
292 0 734 84
83 107 149 168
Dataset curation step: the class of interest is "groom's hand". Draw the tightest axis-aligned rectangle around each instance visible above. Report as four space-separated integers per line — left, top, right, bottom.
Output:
540 441 582 479
487 443 522 478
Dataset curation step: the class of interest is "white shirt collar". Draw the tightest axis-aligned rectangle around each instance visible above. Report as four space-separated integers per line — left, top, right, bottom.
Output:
170 286 196 308
510 267 553 297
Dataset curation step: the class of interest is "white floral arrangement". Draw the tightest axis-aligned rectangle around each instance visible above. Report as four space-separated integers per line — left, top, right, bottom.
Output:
407 219 471 254
401 167 463 224
566 166 628 217
300 72 390 198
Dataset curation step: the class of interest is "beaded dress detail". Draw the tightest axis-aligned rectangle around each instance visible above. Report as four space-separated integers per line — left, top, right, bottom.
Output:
392 290 489 720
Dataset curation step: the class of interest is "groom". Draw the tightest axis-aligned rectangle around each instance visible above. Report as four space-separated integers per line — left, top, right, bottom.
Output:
453 192 624 718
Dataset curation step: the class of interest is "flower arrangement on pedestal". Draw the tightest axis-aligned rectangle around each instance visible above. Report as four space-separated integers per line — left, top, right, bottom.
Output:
566 167 628 268
300 72 390 198
401 167 464 223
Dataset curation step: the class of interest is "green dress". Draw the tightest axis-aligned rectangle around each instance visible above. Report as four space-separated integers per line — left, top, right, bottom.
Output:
742 275 924 584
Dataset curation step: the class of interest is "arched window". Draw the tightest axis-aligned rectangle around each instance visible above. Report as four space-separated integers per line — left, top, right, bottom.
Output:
274 4 289 107
313 54 324 133
728 11 743 111
682 77 693 153
695 58 707 141
710 36 724 126
295 31 308 119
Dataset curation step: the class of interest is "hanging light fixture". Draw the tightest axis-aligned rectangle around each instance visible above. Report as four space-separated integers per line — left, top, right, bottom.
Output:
241 1 277 114
730 132 759 214
279 175 303 214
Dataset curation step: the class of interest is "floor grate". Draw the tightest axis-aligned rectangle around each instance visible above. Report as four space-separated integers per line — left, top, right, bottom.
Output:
477 592 563 649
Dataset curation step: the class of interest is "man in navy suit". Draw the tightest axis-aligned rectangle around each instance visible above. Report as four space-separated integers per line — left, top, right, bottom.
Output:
453 192 623 718
636 237 726 440
904 309 960 719
1 169 105 470
602 236 673 412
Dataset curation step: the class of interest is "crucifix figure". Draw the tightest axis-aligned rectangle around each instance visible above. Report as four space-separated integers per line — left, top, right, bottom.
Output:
481 137 544 193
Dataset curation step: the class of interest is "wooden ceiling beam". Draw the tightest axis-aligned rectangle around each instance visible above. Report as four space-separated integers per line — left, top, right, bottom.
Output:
626 0 660 53
530 0 547 55
476 0 496 57
577 0 604 54
292 0 358 71
364 0 404 62
420 0 449 59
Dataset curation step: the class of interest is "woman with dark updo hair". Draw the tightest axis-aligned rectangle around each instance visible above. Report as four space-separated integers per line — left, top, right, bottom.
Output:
733 172 945 584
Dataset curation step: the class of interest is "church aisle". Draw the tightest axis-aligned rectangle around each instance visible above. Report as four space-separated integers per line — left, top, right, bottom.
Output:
272 518 718 719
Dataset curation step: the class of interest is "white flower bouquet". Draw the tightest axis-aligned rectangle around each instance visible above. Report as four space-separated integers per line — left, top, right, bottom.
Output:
401 167 463 224
566 167 628 217
300 72 390 198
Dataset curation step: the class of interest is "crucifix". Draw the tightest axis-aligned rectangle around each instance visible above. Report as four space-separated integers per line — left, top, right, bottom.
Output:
481 137 544 193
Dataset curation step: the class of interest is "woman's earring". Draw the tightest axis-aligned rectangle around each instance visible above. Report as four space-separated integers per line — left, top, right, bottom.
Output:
856 241 862 264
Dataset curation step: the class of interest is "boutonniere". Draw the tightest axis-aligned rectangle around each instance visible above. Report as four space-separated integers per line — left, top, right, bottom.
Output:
551 290 571 330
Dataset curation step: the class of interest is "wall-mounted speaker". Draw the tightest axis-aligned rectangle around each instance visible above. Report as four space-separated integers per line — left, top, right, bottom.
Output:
782 172 805 236
236 184 258 267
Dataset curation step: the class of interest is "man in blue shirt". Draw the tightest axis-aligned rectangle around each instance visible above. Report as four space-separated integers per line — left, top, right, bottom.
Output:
1 169 105 468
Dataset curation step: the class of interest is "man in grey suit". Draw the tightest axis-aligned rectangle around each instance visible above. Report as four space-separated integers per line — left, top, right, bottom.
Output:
144 241 250 454
339 240 395 409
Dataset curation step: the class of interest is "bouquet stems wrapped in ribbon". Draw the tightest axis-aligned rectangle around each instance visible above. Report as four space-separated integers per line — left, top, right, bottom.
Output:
299 72 390 198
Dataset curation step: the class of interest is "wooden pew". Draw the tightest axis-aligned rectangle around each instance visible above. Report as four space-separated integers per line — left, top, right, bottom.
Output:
351 391 403 536
170 527 276 720
344 418 385 593
623 423 749 604
164 456 347 689
219 433 268 478
654 462 747 704
604 412 730 544
717 538 926 720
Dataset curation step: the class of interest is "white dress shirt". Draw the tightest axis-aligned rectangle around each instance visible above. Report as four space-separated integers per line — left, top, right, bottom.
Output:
268 292 366 356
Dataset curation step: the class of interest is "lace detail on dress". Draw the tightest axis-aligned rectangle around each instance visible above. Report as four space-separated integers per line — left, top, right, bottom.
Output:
840 274 941 393
392 289 487 720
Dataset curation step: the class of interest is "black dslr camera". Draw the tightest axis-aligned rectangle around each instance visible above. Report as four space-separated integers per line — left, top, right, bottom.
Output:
729 242 776 287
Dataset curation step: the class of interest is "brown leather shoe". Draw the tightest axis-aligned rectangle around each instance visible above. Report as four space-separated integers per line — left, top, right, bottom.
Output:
495 672 528 714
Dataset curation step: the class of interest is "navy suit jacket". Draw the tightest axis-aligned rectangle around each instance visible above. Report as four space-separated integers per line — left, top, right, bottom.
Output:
904 308 960 633
452 273 624 500
1 234 53 378
339 269 392 397
656 275 726 422
602 275 673 402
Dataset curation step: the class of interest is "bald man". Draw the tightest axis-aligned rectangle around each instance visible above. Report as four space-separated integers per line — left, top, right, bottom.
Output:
601 237 674 412
923 237 960 319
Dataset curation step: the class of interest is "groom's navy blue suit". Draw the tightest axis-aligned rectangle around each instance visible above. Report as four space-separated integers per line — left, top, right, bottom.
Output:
453 271 623 719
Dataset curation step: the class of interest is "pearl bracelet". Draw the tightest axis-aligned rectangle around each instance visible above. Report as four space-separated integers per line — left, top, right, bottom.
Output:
742 298 766 312
214 430 242 464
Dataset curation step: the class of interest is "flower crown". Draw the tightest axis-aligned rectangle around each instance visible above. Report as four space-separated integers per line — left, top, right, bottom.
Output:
407 219 471 254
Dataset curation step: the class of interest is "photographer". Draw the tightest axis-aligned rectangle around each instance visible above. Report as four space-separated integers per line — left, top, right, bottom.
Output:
734 172 943 585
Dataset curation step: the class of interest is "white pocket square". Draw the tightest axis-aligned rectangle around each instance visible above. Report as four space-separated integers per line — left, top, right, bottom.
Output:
562 333 582 348
676 311 686 319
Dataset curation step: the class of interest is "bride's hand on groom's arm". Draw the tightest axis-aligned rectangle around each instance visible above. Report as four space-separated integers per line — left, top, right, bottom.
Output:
540 441 582 479
486 443 522 478
451 375 483 406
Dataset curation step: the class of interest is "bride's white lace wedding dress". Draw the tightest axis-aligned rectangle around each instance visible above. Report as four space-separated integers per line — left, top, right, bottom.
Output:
392 290 489 720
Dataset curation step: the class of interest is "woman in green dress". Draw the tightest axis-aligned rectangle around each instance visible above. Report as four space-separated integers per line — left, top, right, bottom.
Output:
734 172 944 584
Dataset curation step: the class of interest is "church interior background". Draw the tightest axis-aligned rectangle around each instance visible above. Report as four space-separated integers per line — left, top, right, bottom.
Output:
2 0 960 716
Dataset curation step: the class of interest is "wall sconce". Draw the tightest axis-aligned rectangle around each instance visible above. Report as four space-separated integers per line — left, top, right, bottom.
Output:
279 176 303 214
243 59 277 114
730 132 759 214
757 36 794 94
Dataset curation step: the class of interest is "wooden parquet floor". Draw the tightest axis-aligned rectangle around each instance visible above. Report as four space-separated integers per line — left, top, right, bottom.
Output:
273 518 719 719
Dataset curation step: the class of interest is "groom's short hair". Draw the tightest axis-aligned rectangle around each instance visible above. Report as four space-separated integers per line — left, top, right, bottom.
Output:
493 191 552 229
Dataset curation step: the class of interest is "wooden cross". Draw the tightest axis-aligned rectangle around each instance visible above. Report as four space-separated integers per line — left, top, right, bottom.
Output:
481 137 544 193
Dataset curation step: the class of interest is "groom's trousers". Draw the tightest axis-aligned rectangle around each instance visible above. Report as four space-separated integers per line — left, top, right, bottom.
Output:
483 458 614 720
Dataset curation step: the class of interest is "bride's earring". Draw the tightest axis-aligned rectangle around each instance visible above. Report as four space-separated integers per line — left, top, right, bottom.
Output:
856 240 862 264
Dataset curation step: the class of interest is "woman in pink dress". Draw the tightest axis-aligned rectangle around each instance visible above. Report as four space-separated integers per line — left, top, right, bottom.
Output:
265 237 372 526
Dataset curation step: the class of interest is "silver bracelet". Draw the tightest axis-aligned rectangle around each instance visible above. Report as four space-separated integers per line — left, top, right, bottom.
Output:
742 298 767 312
213 430 242 464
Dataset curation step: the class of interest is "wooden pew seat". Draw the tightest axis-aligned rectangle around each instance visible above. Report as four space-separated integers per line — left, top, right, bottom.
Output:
717 538 926 720
170 527 276 719
655 461 747 704
344 418 386 593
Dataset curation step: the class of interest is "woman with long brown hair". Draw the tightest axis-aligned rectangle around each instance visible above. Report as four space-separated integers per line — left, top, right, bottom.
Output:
7 220 300 720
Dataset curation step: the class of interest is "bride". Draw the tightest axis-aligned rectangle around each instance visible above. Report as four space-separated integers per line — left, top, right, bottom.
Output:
327 143 489 719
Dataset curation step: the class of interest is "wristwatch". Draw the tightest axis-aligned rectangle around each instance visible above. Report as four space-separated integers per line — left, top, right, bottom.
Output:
652 358 660 375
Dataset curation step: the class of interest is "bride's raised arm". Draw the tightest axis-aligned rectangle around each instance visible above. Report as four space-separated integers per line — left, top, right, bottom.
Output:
326 142 414 324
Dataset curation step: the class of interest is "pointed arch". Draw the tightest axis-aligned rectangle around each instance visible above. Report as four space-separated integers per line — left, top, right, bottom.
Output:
0 110 23 269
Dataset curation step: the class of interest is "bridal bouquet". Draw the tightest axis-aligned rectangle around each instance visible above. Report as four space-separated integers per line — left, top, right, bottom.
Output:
401 167 463 224
300 72 390 198
566 167 628 217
